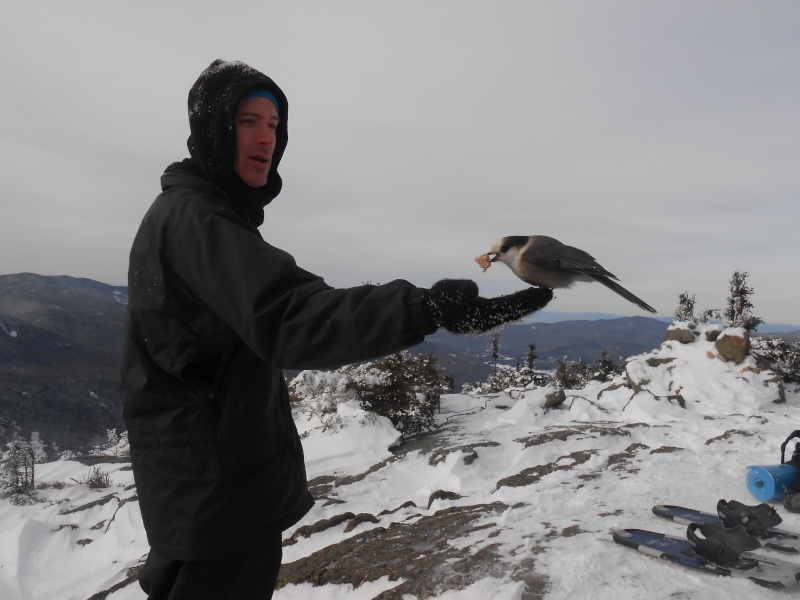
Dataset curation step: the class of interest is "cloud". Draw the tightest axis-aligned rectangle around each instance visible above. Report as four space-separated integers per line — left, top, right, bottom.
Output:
1 1 798 322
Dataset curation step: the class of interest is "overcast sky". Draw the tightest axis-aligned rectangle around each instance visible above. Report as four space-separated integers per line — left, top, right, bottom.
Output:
2 1 798 323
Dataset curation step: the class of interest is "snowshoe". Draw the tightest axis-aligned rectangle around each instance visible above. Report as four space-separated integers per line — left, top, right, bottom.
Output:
717 499 782 534
686 522 760 567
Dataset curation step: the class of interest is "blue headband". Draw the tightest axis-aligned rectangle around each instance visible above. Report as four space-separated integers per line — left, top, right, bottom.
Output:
241 88 280 116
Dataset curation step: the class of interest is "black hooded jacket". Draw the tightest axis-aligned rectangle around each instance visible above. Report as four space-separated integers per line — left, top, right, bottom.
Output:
121 60 435 560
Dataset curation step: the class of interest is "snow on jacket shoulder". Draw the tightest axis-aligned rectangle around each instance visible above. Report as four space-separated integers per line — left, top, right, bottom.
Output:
121 170 433 560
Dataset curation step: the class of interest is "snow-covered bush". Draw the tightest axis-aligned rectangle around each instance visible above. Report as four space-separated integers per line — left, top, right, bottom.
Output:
462 365 548 395
752 336 800 384
552 350 627 390
288 370 353 433
345 352 449 438
72 466 111 489
90 429 130 457
289 354 451 438
553 358 591 389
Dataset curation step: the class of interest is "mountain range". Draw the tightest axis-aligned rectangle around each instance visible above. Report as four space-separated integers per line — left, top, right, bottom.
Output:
0 274 127 456
0 273 795 456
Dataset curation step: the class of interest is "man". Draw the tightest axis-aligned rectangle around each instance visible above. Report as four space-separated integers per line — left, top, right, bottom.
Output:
121 59 552 599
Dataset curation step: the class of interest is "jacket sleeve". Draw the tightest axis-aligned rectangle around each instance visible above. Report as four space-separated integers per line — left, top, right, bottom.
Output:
169 199 435 370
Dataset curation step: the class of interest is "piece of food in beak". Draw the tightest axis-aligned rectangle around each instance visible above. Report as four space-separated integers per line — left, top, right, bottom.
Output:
474 253 492 272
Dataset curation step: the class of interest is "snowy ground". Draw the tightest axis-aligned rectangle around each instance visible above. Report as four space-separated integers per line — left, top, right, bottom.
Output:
1 329 798 599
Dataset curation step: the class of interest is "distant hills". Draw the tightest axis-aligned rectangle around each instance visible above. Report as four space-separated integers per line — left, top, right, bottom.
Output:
410 316 671 387
0 274 127 455
0 273 796 456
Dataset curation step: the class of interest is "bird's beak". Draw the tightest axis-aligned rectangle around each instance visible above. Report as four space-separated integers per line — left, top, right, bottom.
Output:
488 253 498 262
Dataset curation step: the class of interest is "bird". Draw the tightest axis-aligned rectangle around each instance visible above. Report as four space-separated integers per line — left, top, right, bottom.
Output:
484 235 656 313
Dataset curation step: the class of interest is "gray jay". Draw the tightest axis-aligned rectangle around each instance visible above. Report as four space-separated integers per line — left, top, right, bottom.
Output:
484 235 656 313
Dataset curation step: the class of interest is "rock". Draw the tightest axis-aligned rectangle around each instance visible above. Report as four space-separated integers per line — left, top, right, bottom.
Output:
597 382 626 398
704 429 754 445
650 446 683 454
544 389 566 408
284 512 357 546
660 394 686 409
427 490 463 509
664 325 696 344
628 376 649 393
645 357 675 368
276 502 549 599
715 329 750 364
496 450 598 489
343 513 380 533
427 442 500 467
774 381 787 404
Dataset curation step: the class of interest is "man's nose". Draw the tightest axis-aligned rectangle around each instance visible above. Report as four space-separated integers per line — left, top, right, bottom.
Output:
256 126 275 146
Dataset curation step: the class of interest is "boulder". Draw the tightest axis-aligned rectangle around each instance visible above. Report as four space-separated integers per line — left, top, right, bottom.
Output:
544 388 566 408
664 325 696 344
715 328 750 364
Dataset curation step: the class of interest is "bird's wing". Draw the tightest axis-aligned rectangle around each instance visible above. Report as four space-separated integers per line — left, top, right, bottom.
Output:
522 237 618 280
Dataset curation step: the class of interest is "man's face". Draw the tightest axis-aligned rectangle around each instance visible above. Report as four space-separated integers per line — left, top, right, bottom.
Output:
233 97 279 188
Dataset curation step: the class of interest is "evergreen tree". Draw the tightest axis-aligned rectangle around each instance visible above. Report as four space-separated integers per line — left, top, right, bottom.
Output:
674 292 696 323
593 349 624 381
3 438 36 491
526 343 538 370
723 270 763 332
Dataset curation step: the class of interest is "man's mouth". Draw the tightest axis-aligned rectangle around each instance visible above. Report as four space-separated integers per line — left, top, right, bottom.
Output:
250 155 270 165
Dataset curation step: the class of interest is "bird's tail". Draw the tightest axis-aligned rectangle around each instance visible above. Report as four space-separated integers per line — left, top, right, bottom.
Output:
595 276 656 313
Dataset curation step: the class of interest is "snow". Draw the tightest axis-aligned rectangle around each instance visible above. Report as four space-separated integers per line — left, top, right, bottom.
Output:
297 400 402 479
0 320 17 337
1 329 799 599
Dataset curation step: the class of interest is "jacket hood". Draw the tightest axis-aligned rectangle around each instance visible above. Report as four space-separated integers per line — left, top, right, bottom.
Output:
174 59 289 210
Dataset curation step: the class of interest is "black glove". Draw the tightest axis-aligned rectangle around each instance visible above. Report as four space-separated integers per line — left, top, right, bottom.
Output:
422 279 553 334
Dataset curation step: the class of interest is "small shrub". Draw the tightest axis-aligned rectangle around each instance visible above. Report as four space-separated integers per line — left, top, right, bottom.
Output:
553 358 591 390
674 292 696 323
72 466 112 489
345 352 449 438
